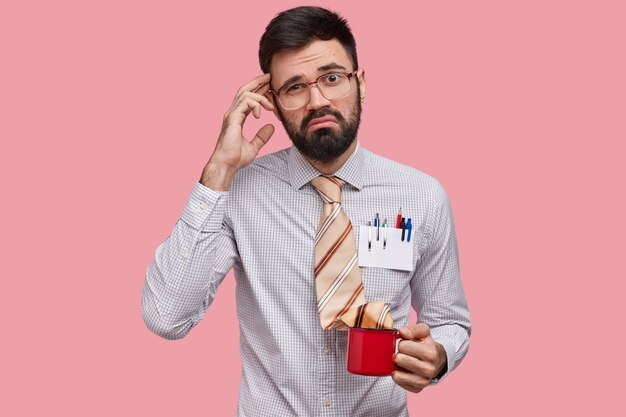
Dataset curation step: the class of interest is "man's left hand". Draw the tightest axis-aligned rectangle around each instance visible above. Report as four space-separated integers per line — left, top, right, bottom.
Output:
392 323 447 393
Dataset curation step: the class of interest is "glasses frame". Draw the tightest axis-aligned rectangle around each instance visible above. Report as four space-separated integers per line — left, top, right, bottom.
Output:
268 70 358 110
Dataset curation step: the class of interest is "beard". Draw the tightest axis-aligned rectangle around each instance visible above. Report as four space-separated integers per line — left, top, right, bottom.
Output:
277 86 362 162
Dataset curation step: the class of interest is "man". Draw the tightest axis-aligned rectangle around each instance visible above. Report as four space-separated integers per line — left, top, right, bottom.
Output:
142 6 470 416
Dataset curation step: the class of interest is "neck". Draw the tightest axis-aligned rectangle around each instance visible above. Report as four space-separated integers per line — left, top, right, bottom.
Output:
306 140 358 175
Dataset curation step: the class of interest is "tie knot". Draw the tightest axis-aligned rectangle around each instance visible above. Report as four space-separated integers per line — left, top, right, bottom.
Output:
310 175 344 204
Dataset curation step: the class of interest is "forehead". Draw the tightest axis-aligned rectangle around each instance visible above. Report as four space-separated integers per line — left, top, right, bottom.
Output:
270 39 353 85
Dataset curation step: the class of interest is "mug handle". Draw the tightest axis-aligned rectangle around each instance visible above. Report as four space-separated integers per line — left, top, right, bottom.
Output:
394 330 403 354
393 330 408 373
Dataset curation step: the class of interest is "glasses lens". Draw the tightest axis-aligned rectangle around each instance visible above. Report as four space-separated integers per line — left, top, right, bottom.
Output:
279 73 352 110
280 85 308 109
318 73 351 100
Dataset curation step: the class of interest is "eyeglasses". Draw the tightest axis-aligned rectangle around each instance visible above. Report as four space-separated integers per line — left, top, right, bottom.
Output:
268 71 357 110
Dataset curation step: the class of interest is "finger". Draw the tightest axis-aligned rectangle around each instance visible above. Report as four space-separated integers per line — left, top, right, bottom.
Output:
237 73 272 96
249 124 275 152
394 352 421 374
229 92 274 116
229 96 272 125
244 91 274 111
227 100 260 125
398 323 431 340
231 74 272 107
395 352 437 379
397 339 438 364
252 81 271 96
391 370 428 394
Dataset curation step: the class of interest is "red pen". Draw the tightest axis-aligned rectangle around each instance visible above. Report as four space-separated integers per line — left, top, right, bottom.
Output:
396 207 402 229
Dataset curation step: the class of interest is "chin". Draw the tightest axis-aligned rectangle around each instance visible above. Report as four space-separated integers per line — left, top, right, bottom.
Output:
307 127 335 141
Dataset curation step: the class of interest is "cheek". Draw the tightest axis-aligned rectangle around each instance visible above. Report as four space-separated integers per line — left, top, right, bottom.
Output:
336 95 358 119
284 112 306 129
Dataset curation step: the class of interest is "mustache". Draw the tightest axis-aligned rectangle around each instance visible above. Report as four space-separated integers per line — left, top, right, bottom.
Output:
300 107 345 131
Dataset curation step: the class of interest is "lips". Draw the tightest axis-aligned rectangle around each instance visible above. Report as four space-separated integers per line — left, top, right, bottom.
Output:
307 115 338 131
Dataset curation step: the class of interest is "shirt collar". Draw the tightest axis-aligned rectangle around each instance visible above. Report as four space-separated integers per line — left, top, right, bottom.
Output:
288 141 365 191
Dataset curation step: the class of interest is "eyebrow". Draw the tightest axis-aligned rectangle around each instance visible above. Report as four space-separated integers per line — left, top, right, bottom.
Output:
278 62 348 90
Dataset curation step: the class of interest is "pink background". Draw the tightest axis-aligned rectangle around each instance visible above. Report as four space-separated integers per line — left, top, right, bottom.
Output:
2 0 625 415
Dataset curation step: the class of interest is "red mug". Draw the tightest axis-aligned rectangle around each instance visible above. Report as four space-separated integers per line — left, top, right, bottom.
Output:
346 327 401 376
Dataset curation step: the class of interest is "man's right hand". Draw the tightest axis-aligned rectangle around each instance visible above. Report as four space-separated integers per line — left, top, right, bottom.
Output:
200 73 276 191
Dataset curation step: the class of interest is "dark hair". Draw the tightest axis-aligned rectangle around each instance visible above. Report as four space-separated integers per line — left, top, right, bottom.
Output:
259 6 358 74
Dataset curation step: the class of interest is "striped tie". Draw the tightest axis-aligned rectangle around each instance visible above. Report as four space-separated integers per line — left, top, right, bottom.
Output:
310 175 393 331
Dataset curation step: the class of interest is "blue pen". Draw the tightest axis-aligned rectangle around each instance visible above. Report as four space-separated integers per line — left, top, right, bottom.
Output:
383 218 388 249
375 213 380 241
406 218 413 242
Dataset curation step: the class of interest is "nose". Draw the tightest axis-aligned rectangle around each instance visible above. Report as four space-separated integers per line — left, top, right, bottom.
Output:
306 84 332 111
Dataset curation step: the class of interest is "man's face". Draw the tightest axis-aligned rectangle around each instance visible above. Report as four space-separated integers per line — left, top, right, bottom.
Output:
268 39 366 162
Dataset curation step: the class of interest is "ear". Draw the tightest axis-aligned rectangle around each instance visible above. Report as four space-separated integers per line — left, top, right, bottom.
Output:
265 91 282 121
356 68 366 101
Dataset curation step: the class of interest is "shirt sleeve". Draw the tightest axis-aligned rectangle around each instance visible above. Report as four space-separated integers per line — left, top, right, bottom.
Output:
141 181 240 340
410 182 471 383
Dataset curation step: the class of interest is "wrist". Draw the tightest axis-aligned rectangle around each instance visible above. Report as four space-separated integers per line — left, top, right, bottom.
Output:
434 342 448 379
200 160 238 191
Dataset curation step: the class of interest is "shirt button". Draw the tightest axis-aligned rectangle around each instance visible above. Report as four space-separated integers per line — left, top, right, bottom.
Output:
180 252 190 259
323 346 332 355
199 202 209 210
323 398 332 407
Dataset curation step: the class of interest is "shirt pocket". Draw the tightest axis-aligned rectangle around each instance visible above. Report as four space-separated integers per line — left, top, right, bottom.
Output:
360 266 413 313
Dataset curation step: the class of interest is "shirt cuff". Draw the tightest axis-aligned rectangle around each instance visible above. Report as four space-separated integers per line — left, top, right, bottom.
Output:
180 181 229 232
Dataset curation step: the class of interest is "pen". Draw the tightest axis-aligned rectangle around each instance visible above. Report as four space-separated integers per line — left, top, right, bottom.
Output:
396 207 402 229
400 217 406 241
375 213 380 241
367 221 372 251
406 218 412 242
383 218 387 249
